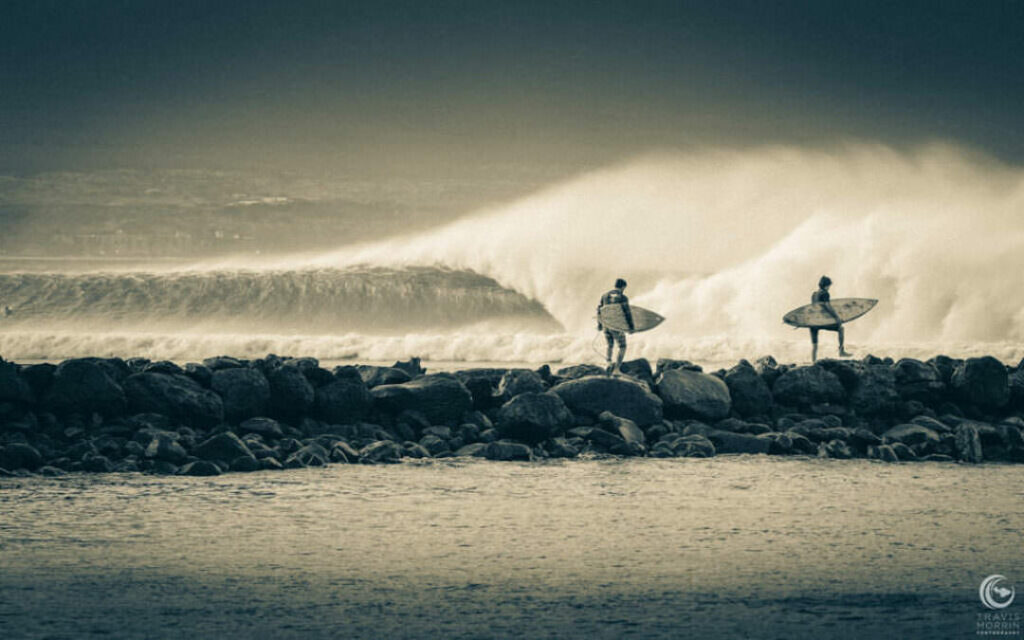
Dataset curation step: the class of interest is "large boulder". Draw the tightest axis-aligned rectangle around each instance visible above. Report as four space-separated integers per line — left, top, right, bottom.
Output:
238 417 285 440
950 356 1009 409
771 366 845 407
954 422 983 463
597 411 645 446
143 432 189 464
496 391 573 444
453 369 506 409
656 369 731 421
723 361 773 417
211 367 271 423
192 432 253 462
849 365 899 416
0 443 43 471
484 440 533 461
892 358 945 402
123 373 224 428
314 378 373 425
619 359 655 389
494 369 547 402
44 359 126 417
552 375 663 426
357 365 411 389
370 374 472 426
881 424 941 447
705 430 771 455
266 365 315 419
0 359 33 404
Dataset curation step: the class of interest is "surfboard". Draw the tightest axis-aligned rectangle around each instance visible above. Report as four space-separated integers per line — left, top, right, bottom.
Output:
598 303 665 332
782 298 878 328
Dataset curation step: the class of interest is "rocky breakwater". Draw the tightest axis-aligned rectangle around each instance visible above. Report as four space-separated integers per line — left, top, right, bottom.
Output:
1 353 1024 477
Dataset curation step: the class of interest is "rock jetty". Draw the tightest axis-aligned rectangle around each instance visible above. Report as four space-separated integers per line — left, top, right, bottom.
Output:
1 353 1023 477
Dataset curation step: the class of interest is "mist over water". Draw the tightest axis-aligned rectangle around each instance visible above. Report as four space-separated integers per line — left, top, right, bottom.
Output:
3 144 1024 366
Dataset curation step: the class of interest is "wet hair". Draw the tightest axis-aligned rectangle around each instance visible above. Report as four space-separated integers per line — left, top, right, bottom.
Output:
615 278 627 289
819 275 832 288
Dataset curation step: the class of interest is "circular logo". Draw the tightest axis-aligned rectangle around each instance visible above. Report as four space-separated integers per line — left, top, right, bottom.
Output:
980 575 1016 610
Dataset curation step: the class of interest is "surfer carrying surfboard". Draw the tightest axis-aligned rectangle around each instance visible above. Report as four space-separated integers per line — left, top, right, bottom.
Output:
810 276 851 362
597 278 635 374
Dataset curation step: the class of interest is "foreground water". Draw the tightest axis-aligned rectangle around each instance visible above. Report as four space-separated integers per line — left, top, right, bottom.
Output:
2 457 1021 639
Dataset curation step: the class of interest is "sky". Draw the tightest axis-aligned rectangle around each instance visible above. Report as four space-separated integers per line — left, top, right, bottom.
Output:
2 0 1023 176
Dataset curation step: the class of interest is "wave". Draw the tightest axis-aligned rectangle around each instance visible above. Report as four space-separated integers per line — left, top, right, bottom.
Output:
0 266 559 334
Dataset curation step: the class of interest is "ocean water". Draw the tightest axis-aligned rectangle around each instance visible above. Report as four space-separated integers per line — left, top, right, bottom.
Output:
2 456 1022 639
2 144 1024 369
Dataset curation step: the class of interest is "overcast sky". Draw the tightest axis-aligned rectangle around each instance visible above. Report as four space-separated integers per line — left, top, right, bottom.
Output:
3 0 1022 175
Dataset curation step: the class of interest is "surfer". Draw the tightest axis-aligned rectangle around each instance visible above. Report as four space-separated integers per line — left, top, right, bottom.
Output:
810 276 851 362
597 278 635 374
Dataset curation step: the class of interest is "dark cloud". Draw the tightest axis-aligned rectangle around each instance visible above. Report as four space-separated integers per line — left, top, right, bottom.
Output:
2 1 1023 172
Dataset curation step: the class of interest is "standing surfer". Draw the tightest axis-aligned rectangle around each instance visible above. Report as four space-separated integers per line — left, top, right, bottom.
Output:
810 275 851 362
597 278 635 374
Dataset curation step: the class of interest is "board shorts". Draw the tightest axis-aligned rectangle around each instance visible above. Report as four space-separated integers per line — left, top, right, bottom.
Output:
810 325 841 343
604 329 627 349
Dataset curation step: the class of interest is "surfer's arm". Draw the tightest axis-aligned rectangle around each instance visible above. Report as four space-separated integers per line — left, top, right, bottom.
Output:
822 301 842 324
622 299 635 332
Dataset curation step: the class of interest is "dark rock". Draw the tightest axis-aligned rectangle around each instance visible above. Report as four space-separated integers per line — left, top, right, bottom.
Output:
238 417 285 440
479 428 499 443
180 460 222 476
183 363 213 388
619 359 655 388
357 365 412 388
301 366 336 388
484 440 533 461
402 442 431 458
0 359 33 404
815 359 862 392
818 439 854 459
456 423 481 443
893 359 945 402
909 415 952 434
453 442 488 457
370 374 472 426
314 378 373 425
0 443 42 470
597 411 645 446
148 460 180 475
359 440 402 463
422 425 452 440
392 357 426 378
545 437 579 458
192 432 253 462
881 424 940 447
419 434 450 456
954 422 983 463
454 369 505 410
395 410 431 438
495 369 547 400
654 359 703 377
143 361 183 376
211 367 270 422
81 453 114 473
285 442 330 468
37 465 66 476
772 366 845 407
496 391 574 444
124 373 224 428
20 363 56 399
849 366 899 416
202 356 246 370
330 441 359 463
259 457 283 471
569 425 627 450
705 430 771 455
332 365 364 383
44 359 126 417
230 455 261 472
553 375 662 426
926 355 959 386
656 369 731 421
869 444 900 462
890 442 917 460
266 366 315 419
950 356 1009 409
555 364 606 380
144 433 189 464
723 361 773 417
671 434 716 457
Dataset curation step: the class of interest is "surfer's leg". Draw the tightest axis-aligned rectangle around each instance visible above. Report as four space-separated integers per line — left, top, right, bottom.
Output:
613 332 627 372
604 330 615 372
838 325 851 357
810 328 819 363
